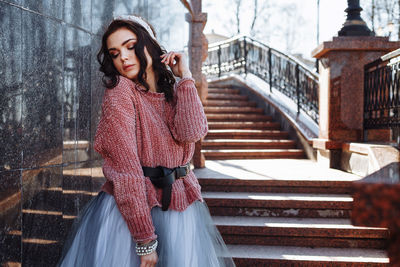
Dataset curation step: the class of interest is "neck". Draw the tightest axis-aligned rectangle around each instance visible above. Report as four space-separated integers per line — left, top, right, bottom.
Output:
146 68 157 93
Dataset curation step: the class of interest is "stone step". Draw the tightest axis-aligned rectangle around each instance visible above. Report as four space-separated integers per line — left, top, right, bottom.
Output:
206 114 273 122
24 186 96 217
208 88 241 94
207 93 248 101
204 106 264 114
22 238 62 266
228 245 389 266
205 129 289 139
62 173 104 191
205 100 257 107
2 230 21 264
203 191 352 218
198 177 353 194
213 216 388 249
6 229 63 266
203 149 306 160
22 189 63 213
208 122 281 130
202 139 297 150
22 209 66 241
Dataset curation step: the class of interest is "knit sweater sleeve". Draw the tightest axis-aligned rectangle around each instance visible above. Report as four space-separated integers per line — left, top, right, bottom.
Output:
168 78 208 143
94 80 156 243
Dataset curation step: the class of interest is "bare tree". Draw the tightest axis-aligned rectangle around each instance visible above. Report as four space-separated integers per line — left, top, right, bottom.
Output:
249 0 273 38
235 0 242 34
250 0 258 33
223 0 272 38
362 0 400 39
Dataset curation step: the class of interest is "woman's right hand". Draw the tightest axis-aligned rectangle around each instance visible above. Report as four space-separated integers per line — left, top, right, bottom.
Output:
140 251 158 267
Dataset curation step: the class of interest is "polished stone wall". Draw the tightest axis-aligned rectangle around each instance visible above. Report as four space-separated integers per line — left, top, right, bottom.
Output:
0 0 188 266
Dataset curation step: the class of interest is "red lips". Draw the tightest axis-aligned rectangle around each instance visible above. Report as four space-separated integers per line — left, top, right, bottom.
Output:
123 64 134 71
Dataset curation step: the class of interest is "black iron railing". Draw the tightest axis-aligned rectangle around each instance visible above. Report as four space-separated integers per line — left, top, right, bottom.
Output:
202 36 319 124
364 49 400 144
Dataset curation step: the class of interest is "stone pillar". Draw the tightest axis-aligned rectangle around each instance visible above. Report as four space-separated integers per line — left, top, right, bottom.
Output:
311 36 400 168
184 0 208 168
352 162 400 265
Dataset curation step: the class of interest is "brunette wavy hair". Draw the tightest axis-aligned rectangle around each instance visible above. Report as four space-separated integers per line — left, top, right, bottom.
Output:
97 18 175 102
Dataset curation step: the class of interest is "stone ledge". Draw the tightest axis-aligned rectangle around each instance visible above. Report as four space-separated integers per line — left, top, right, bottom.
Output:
341 142 399 176
312 36 400 58
313 139 342 150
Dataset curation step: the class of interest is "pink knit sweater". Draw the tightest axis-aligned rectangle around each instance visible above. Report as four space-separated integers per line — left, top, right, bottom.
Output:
94 76 208 243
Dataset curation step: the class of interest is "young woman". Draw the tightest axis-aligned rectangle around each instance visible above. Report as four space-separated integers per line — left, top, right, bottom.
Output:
57 15 235 267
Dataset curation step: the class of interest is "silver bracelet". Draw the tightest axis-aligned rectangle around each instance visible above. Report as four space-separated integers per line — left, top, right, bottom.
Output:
136 239 158 256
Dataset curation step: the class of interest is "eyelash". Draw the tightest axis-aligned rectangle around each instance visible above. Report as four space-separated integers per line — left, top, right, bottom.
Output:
110 45 135 59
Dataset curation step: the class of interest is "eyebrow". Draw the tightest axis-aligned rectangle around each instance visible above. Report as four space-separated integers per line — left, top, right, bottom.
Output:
108 38 137 51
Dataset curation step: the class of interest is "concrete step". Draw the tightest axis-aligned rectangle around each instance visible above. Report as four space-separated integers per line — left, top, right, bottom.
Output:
204 107 264 114
193 159 362 183
205 129 289 139
203 191 352 218
208 88 241 94
205 100 257 107
206 114 273 122
213 216 388 249
207 93 248 101
228 245 389 266
208 122 281 130
198 177 353 194
202 139 297 150
202 149 306 160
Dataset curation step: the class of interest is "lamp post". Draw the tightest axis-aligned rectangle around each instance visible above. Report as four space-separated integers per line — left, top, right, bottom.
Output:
315 0 320 73
317 0 320 45
338 0 374 36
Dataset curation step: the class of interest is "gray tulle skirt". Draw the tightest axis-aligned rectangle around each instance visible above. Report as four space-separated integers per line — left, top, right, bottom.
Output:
57 191 235 267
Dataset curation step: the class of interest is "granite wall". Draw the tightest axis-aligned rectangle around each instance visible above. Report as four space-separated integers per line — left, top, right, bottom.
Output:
0 0 188 265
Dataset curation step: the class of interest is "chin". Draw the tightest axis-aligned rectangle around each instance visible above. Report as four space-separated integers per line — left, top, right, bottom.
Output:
123 72 138 80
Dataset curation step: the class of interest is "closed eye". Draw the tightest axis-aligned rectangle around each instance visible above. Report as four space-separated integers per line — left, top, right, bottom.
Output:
110 53 119 59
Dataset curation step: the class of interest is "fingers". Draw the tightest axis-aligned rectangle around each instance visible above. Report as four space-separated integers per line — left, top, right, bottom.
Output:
160 52 174 66
160 51 182 66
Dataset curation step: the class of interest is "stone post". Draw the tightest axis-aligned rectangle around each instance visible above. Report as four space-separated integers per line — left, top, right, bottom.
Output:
312 37 400 168
184 0 208 168
352 162 400 265
311 1 400 168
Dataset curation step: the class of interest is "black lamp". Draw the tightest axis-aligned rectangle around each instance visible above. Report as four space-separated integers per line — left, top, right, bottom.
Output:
338 0 374 36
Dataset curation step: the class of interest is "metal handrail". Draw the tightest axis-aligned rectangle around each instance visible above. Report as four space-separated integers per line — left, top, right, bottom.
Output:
364 48 400 143
203 35 319 124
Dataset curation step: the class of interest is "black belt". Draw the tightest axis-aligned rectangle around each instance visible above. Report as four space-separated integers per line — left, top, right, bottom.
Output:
142 163 190 211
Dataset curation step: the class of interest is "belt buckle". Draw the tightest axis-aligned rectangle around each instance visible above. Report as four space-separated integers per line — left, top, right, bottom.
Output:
184 163 190 175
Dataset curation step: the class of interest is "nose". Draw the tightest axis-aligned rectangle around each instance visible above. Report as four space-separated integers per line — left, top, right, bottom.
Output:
120 50 128 62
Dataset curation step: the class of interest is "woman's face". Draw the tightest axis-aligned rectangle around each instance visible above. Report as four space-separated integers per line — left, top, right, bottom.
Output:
106 27 152 81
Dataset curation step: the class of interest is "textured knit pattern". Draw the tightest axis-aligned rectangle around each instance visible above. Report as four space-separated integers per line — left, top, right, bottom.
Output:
94 75 208 243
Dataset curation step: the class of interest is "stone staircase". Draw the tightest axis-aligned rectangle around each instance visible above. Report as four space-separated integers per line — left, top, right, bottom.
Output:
202 87 306 160
198 173 389 266
197 86 389 266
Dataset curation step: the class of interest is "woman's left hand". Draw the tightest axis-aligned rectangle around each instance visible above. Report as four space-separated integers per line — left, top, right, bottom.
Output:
160 51 192 79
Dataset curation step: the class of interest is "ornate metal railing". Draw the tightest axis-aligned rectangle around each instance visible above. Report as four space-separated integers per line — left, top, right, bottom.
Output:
202 36 319 124
364 49 400 144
